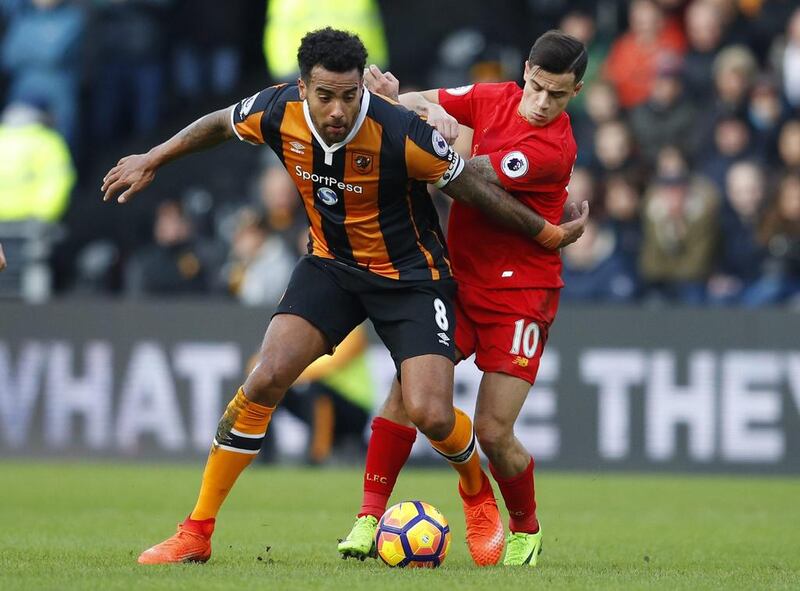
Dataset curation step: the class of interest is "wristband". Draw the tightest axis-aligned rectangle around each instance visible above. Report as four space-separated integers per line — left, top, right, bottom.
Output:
535 221 564 250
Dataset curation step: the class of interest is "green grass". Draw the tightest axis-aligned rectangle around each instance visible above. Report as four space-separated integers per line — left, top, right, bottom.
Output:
0 462 798 590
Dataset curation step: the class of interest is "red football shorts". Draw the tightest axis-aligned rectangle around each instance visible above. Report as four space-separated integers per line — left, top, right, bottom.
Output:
454 283 560 384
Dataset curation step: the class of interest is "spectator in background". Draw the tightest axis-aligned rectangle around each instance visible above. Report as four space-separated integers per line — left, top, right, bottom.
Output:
629 56 697 165
592 120 640 179
702 115 754 190
561 218 639 303
747 76 786 162
91 0 171 143
0 0 85 150
639 171 720 304
603 0 686 109
124 199 218 296
572 80 621 167
711 44 758 117
224 208 295 307
254 155 304 245
683 0 727 104
777 120 800 174
753 172 800 305
171 0 246 100
707 160 768 305
689 43 758 158
775 7 800 111
0 100 75 222
603 171 643 270
280 324 374 465
263 0 387 81
656 143 690 177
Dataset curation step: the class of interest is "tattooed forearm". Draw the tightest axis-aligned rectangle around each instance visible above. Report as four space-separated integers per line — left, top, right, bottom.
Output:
442 162 546 238
149 108 234 167
468 155 504 187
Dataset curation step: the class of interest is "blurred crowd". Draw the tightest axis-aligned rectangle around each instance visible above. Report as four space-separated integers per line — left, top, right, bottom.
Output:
0 0 798 308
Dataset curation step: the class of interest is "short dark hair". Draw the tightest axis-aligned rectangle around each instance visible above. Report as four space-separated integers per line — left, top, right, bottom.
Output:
297 27 367 81
528 30 588 83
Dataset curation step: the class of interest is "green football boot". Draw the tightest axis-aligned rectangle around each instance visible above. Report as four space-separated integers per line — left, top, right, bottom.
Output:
337 515 378 560
503 527 543 566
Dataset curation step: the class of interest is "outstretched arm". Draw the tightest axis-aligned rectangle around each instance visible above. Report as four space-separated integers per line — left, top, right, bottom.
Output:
101 107 235 203
442 161 589 249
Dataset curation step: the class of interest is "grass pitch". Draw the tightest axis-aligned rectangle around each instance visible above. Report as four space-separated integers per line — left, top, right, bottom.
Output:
0 461 798 591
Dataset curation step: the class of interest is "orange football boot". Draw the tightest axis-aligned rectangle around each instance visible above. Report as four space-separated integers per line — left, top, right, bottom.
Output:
460 475 505 566
137 517 214 565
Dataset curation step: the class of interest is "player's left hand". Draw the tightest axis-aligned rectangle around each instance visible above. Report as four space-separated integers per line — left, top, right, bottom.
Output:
363 64 400 101
557 200 590 248
0 242 6 272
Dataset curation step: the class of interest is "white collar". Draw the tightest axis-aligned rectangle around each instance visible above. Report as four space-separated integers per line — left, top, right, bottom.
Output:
303 88 371 165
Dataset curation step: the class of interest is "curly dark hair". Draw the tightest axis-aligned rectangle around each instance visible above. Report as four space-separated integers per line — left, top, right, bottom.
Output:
297 27 367 81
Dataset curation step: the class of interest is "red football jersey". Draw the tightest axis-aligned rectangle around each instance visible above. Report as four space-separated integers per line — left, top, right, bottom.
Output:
438 82 576 288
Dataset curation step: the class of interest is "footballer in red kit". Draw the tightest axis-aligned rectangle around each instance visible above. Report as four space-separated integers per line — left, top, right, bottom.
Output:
340 30 588 567
438 80 576 384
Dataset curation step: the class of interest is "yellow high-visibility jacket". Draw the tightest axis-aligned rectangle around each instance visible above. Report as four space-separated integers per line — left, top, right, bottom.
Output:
0 122 75 222
263 0 388 81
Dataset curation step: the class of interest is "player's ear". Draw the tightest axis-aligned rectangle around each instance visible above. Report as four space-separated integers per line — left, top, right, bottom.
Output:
523 60 532 79
298 77 307 100
573 80 584 97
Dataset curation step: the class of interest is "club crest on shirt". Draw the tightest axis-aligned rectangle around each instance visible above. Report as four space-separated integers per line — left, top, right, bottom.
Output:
445 84 474 96
432 130 449 157
501 151 528 178
351 152 373 174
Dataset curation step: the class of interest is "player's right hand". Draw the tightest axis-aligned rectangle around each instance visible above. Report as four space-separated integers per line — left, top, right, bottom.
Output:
363 64 400 101
557 200 590 248
424 104 460 145
101 154 156 204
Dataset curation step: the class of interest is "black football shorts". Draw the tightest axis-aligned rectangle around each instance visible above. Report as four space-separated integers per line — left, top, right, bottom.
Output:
275 255 457 371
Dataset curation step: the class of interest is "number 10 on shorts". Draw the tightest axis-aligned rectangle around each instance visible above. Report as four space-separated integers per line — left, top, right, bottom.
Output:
510 319 540 358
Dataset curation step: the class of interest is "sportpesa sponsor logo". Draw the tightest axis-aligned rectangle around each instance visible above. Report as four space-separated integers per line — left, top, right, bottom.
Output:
294 165 364 194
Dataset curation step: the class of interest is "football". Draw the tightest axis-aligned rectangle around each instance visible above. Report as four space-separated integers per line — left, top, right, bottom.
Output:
375 501 451 568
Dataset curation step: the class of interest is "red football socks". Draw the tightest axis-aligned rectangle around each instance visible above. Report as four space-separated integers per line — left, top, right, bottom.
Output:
358 417 416 519
490 457 539 534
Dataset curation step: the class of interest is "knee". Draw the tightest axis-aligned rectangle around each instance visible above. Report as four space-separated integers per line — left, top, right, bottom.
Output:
404 397 453 441
245 354 294 405
475 417 513 457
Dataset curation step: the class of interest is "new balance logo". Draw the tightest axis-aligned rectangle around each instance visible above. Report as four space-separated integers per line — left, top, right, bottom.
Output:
437 332 450 346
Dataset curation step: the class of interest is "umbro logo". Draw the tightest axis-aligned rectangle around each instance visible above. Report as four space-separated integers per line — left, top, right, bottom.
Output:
437 332 450 346
290 141 305 155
